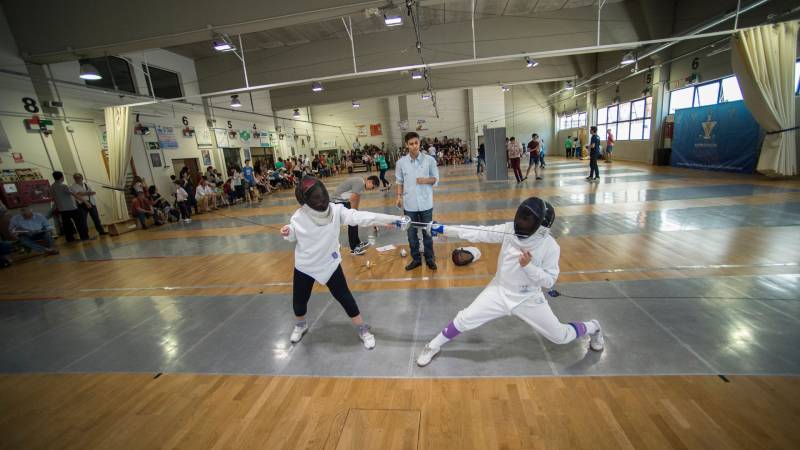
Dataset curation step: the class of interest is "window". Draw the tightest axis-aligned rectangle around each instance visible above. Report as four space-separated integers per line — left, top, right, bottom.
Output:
556 111 587 131
142 64 183 99
720 77 743 102
795 59 800 95
668 75 748 113
79 56 137 94
695 82 720 106
598 96 653 141
669 86 694 113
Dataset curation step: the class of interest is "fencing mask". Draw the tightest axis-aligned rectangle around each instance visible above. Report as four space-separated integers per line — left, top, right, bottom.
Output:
452 246 482 266
514 197 550 237
295 175 330 212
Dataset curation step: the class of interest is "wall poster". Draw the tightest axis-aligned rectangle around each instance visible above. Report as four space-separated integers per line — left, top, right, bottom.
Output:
196 128 213 147
155 125 178 149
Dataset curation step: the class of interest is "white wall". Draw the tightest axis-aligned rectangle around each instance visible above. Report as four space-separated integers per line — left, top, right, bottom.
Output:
471 86 506 149
311 98 389 151
505 84 554 151
407 89 469 141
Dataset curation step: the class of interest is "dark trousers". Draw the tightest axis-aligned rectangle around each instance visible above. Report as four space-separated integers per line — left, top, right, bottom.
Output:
81 205 104 235
177 201 191 220
510 157 522 181
405 208 434 263
339 201 361 250
379 168 389 187
540 154 546 167
18 231 55 253
60 209 89 242
293 265 360 318
589 156 599 179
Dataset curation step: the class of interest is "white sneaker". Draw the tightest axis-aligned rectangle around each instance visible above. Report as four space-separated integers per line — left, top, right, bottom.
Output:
290 323 308 343
416 345 440 367
184 218 192 223
359 329 376 350
589 320 604 351
350 245 367 256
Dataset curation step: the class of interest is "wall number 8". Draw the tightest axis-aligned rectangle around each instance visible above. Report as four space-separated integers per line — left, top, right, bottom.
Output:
22 97 40 113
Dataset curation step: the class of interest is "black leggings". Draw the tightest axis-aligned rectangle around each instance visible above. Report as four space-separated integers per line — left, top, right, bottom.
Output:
293 265 360 318
379 168 389 187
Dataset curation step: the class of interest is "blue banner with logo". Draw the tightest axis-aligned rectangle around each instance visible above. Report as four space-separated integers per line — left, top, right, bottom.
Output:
671 101 761 173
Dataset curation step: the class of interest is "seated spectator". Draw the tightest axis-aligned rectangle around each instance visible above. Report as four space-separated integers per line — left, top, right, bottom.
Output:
131 192 162 229
149 185 179 222
195 179 210 212
174 180 192 223
9 207 59 255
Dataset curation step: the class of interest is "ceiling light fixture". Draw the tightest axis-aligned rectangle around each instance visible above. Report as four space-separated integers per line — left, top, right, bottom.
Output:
79 62 102 80
621 51 636 65
411 70 423 79
501 85 510 92
564 81 574 90
212 34 236 52
292 109 301 118
311 81 324 92
384 14 403 27
525 57 538 68
352 100 361 108
229 95 242 108
421 92 431 100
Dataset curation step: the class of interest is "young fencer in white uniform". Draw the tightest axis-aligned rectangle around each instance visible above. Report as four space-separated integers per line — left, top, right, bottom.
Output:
416 196 604 366
281 175 409 349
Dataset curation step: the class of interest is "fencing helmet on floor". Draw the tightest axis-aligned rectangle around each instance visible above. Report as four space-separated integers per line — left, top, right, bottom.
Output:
295 175 330 212
452 246 482 266
514 197 555 237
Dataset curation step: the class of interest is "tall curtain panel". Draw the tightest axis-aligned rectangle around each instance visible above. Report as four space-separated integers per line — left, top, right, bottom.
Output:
731 21 798 177
104 106 133 222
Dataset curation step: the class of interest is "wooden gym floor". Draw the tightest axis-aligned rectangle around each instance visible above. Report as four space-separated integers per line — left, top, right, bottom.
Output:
1 158 799 449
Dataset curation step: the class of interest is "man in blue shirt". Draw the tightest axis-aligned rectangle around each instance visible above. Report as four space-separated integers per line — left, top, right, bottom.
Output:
396 132 440 271
586 126 601 181
10 207 59 255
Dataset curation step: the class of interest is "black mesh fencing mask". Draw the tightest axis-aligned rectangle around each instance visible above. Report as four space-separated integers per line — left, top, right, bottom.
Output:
452 247 481 266
542 200 555 229
295 175 330 212
514 197 546 238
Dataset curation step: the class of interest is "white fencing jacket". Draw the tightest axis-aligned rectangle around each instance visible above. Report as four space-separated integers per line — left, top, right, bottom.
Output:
445 222 560 309
284 203 402 284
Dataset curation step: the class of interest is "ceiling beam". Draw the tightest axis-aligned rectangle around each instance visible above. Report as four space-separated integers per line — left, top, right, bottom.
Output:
3 0 385 63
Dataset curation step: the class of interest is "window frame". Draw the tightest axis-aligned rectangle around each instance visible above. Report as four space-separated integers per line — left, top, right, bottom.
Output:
668 75 749 114
141 63 184 99
79 55 137 94
597 96 652 142
557 111 588 131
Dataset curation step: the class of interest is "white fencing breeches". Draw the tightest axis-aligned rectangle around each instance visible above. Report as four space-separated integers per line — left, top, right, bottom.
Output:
453 283 578 344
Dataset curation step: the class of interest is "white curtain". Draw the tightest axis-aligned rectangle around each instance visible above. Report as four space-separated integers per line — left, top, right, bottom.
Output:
104 106 133 222
731 21 798 177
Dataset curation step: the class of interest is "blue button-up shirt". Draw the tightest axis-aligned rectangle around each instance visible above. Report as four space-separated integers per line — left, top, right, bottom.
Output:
395 152 439 212
10 213 52 233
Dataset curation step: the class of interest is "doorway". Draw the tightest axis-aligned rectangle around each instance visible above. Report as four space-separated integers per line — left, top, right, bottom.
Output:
172 158 201 184
223 147 242 173
250 147 275 170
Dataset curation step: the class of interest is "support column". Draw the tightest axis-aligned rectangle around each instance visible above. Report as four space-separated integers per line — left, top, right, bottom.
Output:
26 63 77 175
463 89 473 157
649 63 671 165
